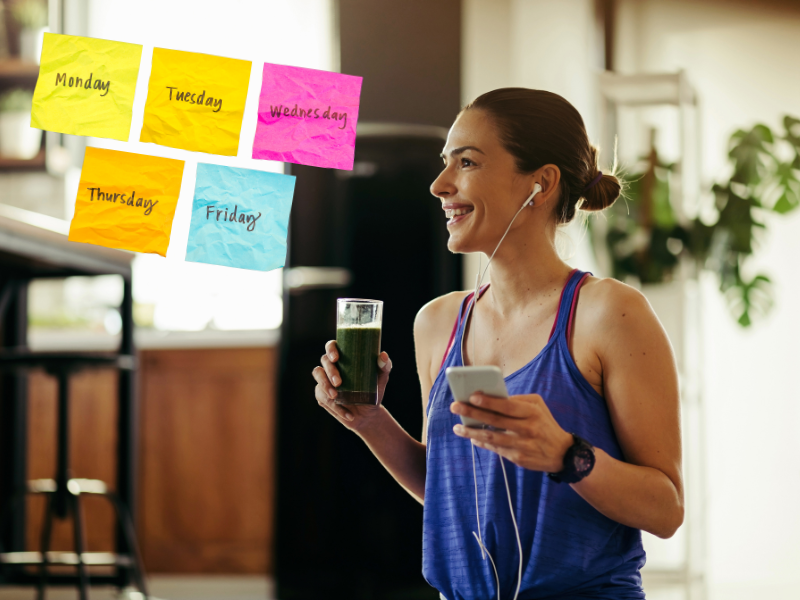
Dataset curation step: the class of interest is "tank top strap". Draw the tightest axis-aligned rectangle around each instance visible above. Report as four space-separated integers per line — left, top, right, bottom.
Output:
550 268 586 339
439 284 490 371
566 271 592 343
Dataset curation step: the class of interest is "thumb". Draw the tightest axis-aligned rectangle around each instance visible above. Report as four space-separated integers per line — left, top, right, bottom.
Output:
377 351 392 373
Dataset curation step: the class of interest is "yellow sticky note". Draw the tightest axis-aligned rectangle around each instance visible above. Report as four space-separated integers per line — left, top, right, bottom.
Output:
31 33 142 141
140 48 252 156
69 147 185 257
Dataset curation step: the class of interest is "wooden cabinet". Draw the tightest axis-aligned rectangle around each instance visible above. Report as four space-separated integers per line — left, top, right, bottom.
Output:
25 346 278 574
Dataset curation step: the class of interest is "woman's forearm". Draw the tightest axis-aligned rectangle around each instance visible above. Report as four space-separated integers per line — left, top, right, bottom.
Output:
356 407 427 504
573 448 684 539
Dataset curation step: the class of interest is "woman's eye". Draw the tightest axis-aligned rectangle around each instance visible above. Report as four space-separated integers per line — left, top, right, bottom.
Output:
460 157 475 167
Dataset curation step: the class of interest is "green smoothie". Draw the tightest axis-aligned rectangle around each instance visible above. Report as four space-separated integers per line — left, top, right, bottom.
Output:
335 325 382 405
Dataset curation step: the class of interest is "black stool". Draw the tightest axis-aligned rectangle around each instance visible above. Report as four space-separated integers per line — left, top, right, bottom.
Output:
0 351 148 600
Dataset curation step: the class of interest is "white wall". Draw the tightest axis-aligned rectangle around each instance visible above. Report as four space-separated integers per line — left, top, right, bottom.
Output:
461 0 602 289
614 0 800 594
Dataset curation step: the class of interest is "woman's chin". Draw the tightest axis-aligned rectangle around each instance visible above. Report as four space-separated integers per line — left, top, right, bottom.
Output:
446 234 476 255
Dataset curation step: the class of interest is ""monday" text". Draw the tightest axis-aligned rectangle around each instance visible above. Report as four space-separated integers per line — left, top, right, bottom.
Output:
55 72 110 96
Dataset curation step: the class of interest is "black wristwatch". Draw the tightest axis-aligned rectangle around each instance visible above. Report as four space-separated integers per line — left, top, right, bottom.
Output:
547 433 595 484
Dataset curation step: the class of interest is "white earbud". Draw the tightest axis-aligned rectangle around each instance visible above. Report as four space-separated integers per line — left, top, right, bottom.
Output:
524 183 543 208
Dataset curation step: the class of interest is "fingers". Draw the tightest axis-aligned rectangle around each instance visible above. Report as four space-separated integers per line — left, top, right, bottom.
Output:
312 366 338 400
466 393 540 418
320 354 341 387
325 340 339 361
450 401 525 433
315 383 354 422
453 423 517 449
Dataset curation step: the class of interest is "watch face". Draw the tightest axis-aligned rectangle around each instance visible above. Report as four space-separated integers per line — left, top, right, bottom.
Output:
549 435 596 484
574 446 594 475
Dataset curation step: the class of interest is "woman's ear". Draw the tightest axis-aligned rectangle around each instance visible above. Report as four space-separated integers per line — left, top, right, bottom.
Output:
531 164 561 208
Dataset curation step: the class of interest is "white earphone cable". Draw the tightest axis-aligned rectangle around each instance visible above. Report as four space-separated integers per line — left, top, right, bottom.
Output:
460 186 539 600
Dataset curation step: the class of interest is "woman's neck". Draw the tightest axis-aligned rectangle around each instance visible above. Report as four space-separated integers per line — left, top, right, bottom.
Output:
480 225 572 317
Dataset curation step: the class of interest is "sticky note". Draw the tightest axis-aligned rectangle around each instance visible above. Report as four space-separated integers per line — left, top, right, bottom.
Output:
69 147 185 256
185 163 295 272
252 63 362 170
31 33 142 141
140 48 252 156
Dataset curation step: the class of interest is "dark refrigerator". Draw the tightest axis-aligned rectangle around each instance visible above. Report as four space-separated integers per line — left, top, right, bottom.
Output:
276 125 462 599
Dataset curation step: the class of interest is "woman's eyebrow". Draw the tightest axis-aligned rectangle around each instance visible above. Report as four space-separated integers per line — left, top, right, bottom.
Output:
439 145 486 159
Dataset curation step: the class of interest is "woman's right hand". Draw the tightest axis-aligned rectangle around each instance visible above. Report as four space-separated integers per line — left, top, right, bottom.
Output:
312 340 392 433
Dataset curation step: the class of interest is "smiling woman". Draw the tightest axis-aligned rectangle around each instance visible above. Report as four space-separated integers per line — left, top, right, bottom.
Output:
312 88 683 600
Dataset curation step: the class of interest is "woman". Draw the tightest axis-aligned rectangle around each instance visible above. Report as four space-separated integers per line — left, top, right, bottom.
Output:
312 88 683 600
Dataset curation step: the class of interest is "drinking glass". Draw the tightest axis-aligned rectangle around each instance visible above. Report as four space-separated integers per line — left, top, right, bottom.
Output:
335 299 383 405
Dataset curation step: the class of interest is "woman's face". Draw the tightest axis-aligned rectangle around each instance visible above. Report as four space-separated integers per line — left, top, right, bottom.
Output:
430 109 541 255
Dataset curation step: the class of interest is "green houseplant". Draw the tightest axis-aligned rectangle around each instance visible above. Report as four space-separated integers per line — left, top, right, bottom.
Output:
596 116 800 326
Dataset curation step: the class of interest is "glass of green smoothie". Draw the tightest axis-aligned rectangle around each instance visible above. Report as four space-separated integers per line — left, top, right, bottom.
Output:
335 298 383 405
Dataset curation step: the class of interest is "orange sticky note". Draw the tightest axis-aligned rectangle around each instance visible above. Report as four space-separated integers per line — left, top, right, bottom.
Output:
68 147 185 256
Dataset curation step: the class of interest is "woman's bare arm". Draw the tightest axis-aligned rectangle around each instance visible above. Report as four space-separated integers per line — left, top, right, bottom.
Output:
572 279 684 538
312 292 464 504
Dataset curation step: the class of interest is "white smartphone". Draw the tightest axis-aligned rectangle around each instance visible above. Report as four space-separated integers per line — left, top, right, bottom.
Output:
445 366 509 429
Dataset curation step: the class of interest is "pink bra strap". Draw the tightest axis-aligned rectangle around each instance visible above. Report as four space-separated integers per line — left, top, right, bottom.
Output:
439 284 489 371
566 272 591 344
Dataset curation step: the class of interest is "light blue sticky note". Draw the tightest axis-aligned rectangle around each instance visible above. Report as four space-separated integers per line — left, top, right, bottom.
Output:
185 163 295 271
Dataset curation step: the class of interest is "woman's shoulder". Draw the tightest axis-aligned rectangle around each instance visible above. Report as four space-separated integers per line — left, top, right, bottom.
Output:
577 274 662 336
414 291 471 379
415 290 471 340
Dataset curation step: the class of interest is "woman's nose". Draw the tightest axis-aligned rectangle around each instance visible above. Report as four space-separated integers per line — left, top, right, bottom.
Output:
430 168 456 199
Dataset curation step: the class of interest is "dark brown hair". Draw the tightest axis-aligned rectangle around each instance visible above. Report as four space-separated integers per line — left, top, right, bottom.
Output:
463 88 620 224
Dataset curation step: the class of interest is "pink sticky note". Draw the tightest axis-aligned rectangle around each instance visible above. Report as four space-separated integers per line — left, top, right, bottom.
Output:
252 63 362 171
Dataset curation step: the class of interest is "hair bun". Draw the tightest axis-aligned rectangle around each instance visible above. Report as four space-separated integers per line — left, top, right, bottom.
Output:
580 172 621 212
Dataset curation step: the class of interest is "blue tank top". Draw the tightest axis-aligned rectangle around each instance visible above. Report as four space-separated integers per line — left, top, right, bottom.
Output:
422 269 646 600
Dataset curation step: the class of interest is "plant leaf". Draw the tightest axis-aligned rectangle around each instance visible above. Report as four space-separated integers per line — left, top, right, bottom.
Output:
770 161 800 214
728 124 775 186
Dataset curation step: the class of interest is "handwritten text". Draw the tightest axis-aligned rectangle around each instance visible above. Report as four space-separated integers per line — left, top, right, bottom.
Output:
166 87 222 112
205 204 261 232
55 72 110 96
87 187 159 216
268 104 348 130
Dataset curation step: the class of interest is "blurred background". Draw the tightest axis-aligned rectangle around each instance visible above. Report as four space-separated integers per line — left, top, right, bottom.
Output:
0 0 798 599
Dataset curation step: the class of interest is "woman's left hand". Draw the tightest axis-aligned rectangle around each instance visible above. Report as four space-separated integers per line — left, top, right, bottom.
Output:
451 393 574 473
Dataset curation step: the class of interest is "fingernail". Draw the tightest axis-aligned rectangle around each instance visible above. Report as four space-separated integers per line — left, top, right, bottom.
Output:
450 402 460 413
332 376 341 386
377 356 387 369
471 395 482 405
328 389 337 399
328 353 335 361
454 424 464 434
345 413 354 421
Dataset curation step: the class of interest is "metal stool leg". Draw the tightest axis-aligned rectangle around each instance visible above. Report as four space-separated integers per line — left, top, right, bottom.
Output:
37 494 55 600
0 491 25 582
107 493 148 599
54 372 70 520
71 490 90 600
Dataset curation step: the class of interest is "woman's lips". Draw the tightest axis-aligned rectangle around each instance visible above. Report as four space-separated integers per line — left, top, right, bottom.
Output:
442 204 474 226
